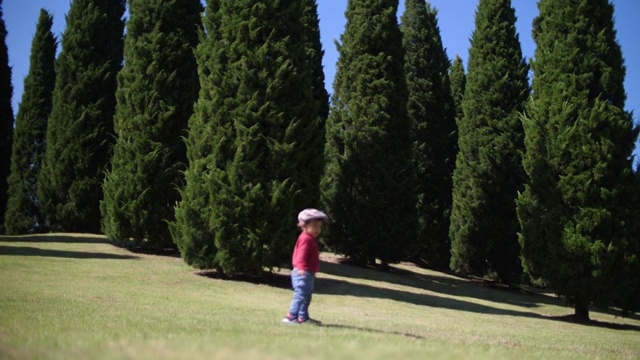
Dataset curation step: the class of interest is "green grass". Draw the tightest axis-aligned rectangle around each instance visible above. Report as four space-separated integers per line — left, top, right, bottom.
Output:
1 234 639 360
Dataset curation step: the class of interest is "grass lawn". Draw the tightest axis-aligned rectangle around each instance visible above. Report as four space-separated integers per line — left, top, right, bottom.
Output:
1 234 639 359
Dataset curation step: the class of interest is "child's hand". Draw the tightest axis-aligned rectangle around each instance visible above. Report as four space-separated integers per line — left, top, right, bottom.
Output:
297 269 307 276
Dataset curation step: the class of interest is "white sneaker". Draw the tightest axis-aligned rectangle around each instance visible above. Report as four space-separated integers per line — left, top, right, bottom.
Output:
281 316 298 325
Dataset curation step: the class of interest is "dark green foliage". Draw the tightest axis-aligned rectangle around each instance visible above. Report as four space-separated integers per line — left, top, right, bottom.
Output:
449 0 529 283
321 0 417 265
100 0 202 248
605 148 640 316
401 0 456 269
5 10 56 234
299 0 329 209
517 0 639 319
620 170 640 314
171 0 325 275
449 55 466 126
37 0 125 233
0 0 13 234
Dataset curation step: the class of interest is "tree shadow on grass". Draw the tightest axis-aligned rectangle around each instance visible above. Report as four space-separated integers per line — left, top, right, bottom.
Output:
0 245 139 260
547 315 640 331
0 234 110 244
321 323 425 340
196 267 546 318
314 275 547 319
319 260 562 310
322 259 626 314
196 261 640 332
124 247 181 258
1 234 181 258
318 260 640 331
319 276 640 332
196 270 292 289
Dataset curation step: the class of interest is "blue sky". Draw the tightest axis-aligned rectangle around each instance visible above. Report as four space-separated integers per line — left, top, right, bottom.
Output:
4 0 640 160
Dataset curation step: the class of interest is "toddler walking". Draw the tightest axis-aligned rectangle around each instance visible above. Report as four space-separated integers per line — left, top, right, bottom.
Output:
281 209 327 325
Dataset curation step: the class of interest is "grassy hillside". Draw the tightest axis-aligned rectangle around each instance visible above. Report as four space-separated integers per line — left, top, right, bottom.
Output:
0 234 638 359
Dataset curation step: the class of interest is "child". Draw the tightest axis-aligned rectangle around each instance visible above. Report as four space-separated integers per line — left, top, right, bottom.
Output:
281 208 327 325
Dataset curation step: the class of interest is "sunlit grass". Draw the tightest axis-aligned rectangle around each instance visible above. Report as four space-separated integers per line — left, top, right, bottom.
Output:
1 234 638 359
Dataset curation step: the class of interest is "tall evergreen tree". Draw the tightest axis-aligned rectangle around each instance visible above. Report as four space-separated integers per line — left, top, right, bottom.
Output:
321 0 417 266
449 0 529 283
449 55 466 126
299 0 329 209
171 0 324 274
5 10 56 234
0 0 13 234
624 170 640 314
517 0 639 320
37 0 125 233
400 0 456 269
613 161 640 316
100 0 202 248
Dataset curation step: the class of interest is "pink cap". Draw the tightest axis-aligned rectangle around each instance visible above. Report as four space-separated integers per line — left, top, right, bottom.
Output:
298 208 328 223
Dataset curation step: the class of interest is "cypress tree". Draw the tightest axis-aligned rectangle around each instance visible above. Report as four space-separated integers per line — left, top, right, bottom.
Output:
37 0 125 233
299 0 329 209
0 0 13 234
517 0 639 320
100 0 202 248
449 0 529 283
622 171 640 314
611 163 640 316
449 55 466 127
171 0 323 275
400 0 456 269
5 10 56 234
321 0 417 266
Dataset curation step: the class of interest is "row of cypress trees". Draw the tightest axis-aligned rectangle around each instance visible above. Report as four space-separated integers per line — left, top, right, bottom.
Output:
171 0 329 274
449 0 530 284
517 0 639 320
449 0 639 319
0 0 637 319
5 10 56 234
322 0 417 267
38 0 126 233
0 0 13 235
401 0 457 269
101 0 203 248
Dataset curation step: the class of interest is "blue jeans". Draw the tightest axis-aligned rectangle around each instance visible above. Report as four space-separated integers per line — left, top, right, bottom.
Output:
288 268 315 321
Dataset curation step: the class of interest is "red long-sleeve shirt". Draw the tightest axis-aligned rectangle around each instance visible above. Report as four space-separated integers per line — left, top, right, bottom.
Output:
291 231 320 273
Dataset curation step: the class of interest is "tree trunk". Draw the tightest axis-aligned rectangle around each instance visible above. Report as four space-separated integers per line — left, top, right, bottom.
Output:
574 302 590 321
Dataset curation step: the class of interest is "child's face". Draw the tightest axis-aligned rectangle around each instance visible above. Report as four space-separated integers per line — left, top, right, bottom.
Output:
303 219 324 237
